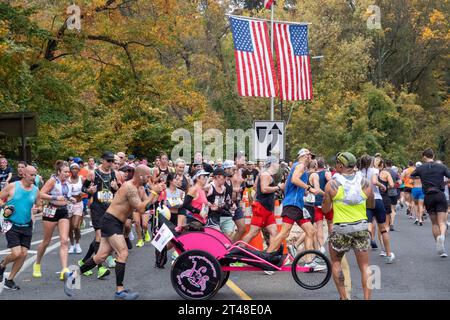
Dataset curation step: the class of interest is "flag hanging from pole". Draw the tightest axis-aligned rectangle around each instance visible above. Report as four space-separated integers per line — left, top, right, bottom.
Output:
274 23 313 101
229 16 277 98
264 0 275 9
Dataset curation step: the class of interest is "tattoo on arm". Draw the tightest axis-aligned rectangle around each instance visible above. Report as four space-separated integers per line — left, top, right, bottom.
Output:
126 184 142 209
330 180 339 191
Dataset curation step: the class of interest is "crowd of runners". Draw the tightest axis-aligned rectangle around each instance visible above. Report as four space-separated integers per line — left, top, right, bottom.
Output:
0 148 449 300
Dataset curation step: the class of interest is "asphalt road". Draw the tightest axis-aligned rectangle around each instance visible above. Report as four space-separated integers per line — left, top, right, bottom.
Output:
0 206 449 300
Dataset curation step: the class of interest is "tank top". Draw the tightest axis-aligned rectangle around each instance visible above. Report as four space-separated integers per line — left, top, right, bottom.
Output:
179 174 190 192
68 176 83 197
283 162 308 209
314 170 327 206
92 168 116 204
207 183 226 217
50 175 70 199
359 168 382 200
304 173 315 207
191 187 208 213
166 187 183 211
6 181 38 226
255 173 276 212
332 174 368 224
403 167 415 188
378 173 389 196
157 166 170 182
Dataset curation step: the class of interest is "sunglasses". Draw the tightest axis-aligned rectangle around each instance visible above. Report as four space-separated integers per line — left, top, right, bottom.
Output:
106 159 114 163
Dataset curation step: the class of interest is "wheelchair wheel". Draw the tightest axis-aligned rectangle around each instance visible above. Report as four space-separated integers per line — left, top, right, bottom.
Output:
171 250 222 300
220 271 230 288
291 250 332 290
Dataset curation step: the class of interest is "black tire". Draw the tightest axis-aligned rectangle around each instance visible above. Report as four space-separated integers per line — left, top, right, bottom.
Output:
291 250 332 290
171 250 222 300
220 271 230 289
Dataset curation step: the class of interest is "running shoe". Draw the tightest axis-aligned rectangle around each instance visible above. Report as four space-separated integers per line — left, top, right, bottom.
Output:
304 261 327 272
379 251 387 257
3 279 20 290
385 252 395 264
144 230 151 242
370 240 378 249
136 239 144 248
436 235 445 255
414 219 419 225
389 225 395 231
287 244 297 258
75 243 82 254
68 245 75 254
77 259 93 276
106 256 116 268
32 263 42 278
60 267 70 281
230 262 246 267
440 252 448 258
97 266 110 279
263 271 274 275
418 222 423 226
0 261 5 282
115 289 139 300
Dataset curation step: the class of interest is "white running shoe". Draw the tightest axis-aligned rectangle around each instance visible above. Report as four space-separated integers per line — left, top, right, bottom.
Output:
440 252 448 258
379 251 387 257
68 245 75 254
436 235 445 255
264 271 274 275
75 243 82 254
385 252 395 264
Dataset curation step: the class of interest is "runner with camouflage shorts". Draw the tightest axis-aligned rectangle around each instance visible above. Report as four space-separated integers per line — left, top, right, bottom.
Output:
322 152 375 300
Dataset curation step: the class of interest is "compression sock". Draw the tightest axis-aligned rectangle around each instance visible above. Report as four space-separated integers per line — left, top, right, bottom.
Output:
115 262 126 287
80 257 97 273
82 240 96 263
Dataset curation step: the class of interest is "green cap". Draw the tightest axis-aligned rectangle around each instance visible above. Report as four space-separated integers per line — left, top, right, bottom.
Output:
336 152 357 168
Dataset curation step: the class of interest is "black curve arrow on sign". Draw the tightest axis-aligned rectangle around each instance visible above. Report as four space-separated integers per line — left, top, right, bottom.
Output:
267 124 282 157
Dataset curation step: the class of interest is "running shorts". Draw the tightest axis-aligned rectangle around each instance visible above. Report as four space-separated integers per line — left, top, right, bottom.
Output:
366 199 386 224
42 207 69 222
68 201 83 218
220 216 235 234
381 195 392 214
100 212 124 238
314 206 333 222
90 201 109 230
281 205 311 226
6 225 33 249
232 205 244 221
329 230 371 253
389 195 398 206
424 191 447 215
250 201 276 228
411 187 425 201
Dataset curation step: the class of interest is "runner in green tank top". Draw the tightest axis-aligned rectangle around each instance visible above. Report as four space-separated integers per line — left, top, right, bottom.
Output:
322 152 375 300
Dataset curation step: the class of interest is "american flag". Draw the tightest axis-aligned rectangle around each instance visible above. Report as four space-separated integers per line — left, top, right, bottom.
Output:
274 23 313 101
229 16 276 98
264 0 275 9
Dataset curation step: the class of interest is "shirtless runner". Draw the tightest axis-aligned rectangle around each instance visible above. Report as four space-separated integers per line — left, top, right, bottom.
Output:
65 165 165 300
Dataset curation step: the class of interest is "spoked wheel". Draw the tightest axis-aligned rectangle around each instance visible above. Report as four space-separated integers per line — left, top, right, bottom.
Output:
291 250 332 290
171 250 222 300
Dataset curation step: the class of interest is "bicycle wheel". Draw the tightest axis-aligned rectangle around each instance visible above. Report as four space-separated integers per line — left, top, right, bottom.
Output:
291 250 331 290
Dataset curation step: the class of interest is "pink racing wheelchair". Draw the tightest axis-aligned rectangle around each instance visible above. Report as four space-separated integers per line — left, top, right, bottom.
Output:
155 215 332 300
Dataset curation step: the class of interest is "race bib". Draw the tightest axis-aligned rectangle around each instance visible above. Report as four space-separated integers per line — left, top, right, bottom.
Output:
43 205 57 218
167 197 183 208
304 193 315 203
302 207 311 219
97 190 113 203
0 181 6 190
1 220 12 234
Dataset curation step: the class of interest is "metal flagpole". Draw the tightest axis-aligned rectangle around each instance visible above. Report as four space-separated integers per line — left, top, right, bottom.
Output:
270 3 274 121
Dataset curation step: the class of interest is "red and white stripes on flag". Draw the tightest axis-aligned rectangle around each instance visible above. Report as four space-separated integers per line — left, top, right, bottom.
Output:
274 23 313 101
264 0 275 9
229 16 277 98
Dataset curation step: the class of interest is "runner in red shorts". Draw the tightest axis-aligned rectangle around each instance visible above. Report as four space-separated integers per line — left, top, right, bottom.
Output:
241 156 283 246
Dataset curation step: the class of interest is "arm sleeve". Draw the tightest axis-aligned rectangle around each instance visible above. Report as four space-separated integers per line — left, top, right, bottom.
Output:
82 177 92 193
182 195 200 214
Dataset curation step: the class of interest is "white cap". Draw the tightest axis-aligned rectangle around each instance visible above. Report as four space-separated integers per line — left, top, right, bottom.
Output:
415 161 422 167
223 160 235 169
193 170 210 181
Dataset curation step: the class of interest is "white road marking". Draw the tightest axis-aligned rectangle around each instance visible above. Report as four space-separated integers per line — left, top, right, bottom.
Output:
0 228 94 295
